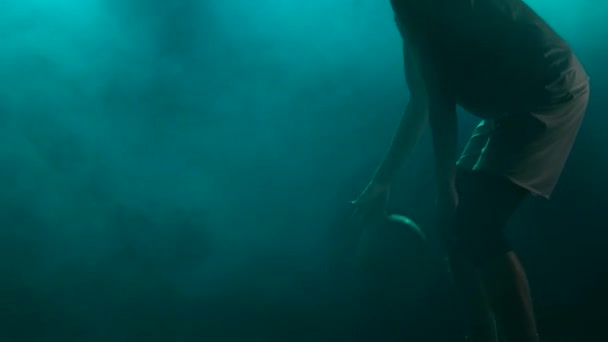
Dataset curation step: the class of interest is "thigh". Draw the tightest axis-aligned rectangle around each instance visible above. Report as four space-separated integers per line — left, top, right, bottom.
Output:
454 169 528 231
475 90 589 199
446 170 529 264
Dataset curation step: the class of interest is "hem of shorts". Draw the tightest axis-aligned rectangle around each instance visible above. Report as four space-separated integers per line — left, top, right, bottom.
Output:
501 174 552 200
457 162 552 200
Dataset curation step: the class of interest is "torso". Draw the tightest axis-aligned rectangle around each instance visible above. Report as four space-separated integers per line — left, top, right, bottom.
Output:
391 0 589 117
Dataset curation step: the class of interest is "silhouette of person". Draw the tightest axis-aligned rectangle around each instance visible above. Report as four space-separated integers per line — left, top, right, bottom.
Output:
352 1 589 341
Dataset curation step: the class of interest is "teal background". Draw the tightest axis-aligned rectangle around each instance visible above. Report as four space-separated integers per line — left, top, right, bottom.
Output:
0 1 606 341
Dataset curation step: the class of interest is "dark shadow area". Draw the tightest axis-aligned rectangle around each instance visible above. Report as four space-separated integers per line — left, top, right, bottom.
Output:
0 1 606 341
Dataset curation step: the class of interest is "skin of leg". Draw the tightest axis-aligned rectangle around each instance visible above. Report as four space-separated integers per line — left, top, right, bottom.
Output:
448 170 538 342
446 247 498 342
443 169 498 342
480 251 539 342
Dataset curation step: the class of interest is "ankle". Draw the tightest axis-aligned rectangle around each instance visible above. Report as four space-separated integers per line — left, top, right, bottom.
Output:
465 334 498 342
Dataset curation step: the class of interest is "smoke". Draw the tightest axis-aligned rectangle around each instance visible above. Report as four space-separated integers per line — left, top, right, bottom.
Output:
0 0 605 341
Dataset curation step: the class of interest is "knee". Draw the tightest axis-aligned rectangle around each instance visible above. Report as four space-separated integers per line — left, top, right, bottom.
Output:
444 212 511 267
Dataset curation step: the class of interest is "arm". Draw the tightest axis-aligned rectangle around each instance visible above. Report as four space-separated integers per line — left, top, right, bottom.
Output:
428 93 458 192
372 39 429 185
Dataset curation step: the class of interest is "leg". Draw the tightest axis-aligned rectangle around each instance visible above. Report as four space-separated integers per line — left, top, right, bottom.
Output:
447 170 538 342
482 252 538 342
446 248 498 342
444 169 498 342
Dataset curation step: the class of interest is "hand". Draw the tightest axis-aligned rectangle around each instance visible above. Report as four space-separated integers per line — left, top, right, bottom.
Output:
351 181 390 223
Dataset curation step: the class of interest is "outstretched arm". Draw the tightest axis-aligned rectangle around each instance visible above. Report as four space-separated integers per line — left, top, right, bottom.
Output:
372 39 429 186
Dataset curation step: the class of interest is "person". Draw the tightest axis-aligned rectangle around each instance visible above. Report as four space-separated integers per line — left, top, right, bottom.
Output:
351 0 590 341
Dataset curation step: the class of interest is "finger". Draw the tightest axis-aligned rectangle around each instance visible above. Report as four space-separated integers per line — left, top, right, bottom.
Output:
349 200 358 219
351 195 371 209
350 205 369 222
352 205 377 223
350 207 360 220
350 199 368 219
351 204 370 219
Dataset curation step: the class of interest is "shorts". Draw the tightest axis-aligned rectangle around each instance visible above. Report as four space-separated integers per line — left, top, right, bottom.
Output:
457 84 590 199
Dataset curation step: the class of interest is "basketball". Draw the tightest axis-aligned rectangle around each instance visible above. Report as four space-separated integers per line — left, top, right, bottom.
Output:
355 214 428 289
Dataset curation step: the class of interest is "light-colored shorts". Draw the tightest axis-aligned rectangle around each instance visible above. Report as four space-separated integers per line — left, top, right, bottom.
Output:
457 84 590 199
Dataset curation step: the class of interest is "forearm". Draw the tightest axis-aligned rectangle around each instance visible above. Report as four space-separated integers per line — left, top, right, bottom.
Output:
373 100 428 185
428 105 458 189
